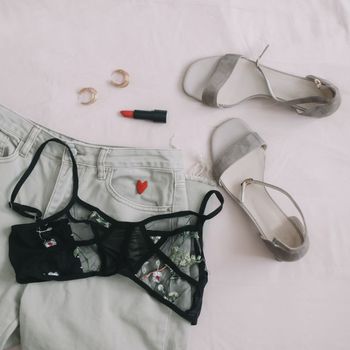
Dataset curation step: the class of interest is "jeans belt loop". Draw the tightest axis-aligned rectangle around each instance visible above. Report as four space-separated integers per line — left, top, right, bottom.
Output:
97 148 109 180
19 125 41 158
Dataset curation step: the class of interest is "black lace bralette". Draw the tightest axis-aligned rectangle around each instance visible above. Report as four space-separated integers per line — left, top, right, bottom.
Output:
8 138 224 325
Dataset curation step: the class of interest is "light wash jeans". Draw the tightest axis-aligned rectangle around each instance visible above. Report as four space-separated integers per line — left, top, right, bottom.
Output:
0 104 216 350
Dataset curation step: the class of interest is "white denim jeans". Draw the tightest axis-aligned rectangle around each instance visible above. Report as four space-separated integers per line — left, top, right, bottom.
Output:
0 104 216 350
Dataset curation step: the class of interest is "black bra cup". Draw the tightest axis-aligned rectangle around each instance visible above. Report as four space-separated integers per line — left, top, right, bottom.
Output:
10 219 82 282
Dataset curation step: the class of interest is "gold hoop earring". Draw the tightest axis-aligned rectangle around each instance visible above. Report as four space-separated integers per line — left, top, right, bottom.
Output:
78 87 97 105
111 69 129 88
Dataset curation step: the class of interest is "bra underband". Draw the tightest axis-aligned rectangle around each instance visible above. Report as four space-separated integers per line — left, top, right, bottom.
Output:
8 138 224 325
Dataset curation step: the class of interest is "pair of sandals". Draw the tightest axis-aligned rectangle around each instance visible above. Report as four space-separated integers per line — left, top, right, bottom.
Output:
182 50 341 261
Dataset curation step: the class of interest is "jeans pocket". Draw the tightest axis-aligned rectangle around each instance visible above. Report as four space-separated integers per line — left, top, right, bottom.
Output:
105 167 175 212
0 128 21 162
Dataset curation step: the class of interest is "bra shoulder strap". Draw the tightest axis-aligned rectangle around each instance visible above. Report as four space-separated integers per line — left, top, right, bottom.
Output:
199 190 224 220
9 138 79 221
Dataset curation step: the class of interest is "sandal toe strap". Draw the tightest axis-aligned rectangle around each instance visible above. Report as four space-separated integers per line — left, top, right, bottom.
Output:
202 54 242 107
213 132 266 181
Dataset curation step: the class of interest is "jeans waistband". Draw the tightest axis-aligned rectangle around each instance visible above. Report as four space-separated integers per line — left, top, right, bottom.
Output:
0 104 184 171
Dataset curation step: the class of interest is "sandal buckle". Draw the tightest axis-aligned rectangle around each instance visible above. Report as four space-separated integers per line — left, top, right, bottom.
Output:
314 78 322 89
241 178 254 186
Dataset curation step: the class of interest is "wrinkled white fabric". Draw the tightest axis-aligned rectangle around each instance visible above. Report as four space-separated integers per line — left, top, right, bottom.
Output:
0 0 349 349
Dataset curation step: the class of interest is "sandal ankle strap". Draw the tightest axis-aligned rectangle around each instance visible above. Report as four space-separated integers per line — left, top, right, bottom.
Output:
240 178 309 261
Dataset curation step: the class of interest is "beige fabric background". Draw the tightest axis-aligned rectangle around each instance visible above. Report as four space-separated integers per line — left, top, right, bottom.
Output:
1 0 349 349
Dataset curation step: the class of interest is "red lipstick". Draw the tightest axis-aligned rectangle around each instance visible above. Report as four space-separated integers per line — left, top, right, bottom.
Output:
120 110 134 118
120 110 167 123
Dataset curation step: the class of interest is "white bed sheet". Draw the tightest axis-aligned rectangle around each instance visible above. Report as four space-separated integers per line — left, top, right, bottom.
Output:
1 0 349 349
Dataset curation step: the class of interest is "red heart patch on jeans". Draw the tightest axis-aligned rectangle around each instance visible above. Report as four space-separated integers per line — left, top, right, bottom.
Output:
136 180 148 194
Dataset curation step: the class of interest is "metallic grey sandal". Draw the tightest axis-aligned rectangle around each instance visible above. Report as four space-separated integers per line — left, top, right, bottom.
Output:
211 118 309 261
183 46 340 117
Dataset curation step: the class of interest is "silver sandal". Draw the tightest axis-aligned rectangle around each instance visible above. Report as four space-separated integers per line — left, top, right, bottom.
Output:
183 46 340 117
211 118 309 261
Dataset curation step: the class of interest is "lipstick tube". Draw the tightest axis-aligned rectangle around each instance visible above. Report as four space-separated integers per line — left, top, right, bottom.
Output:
120 110 167 123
